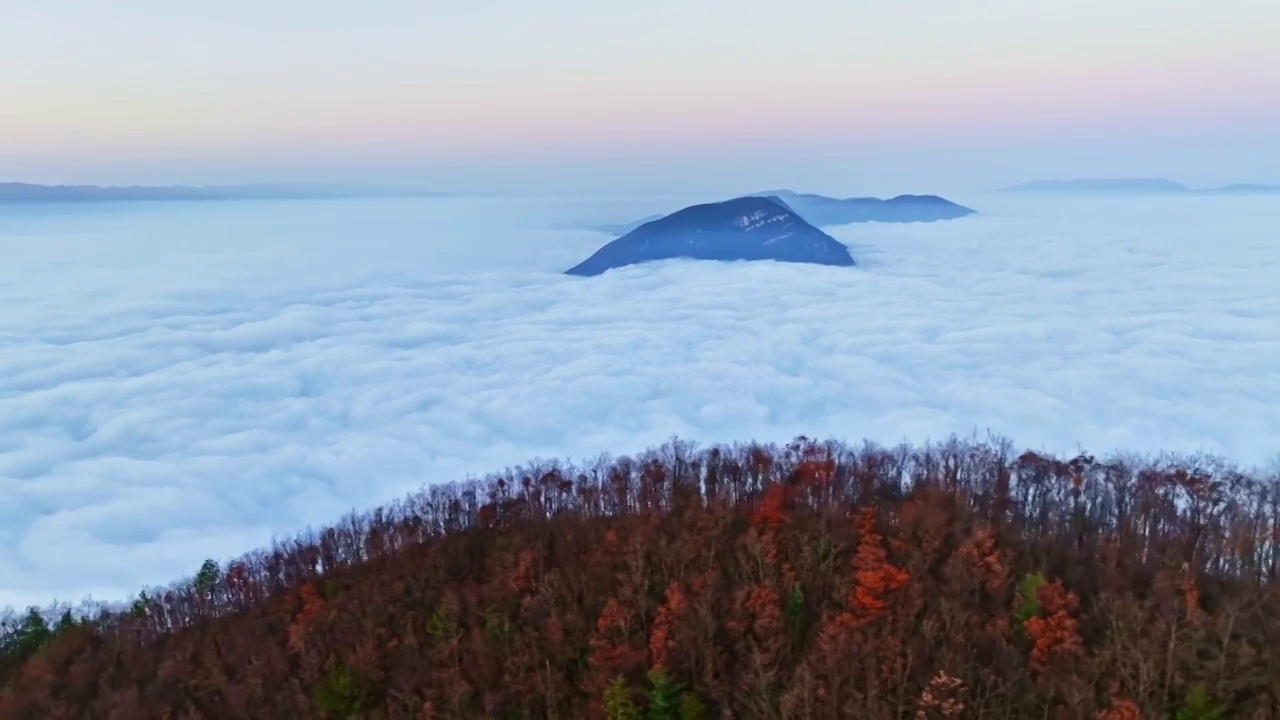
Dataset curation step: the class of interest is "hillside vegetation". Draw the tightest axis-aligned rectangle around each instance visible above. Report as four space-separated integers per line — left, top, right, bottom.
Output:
2 435 1279 719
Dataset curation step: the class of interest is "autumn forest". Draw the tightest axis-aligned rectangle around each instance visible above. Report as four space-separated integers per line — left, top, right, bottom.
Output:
2 435 1279 719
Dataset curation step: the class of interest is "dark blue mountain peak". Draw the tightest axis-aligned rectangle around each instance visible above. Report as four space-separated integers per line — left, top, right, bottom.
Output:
565 196 855 277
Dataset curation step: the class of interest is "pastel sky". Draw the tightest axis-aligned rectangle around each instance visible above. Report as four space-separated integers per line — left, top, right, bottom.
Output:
3 0 1278 194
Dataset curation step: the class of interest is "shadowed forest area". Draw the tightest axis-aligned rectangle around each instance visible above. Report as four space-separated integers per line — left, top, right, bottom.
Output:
2 435 1280 719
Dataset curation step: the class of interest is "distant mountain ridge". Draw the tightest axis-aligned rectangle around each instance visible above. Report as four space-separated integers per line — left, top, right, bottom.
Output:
577 189 976 236
756 189 976 226
0 182 453 203
1002 178 1280 194
565 195 855 276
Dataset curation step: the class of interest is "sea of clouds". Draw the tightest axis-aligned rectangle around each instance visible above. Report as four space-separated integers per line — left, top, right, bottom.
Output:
2 191 1278 610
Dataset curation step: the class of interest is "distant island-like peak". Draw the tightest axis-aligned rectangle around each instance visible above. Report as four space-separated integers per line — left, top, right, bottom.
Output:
564 196 855 277
1000 178 1280 195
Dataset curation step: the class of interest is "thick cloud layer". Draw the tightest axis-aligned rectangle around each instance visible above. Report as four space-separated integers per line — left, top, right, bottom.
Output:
2 193 1277 609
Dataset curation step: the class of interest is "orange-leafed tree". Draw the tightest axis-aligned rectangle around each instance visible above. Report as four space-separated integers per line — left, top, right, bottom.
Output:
287 582 328 655
1024 579 1084 676
1096 696 1143 720
849 506 911 624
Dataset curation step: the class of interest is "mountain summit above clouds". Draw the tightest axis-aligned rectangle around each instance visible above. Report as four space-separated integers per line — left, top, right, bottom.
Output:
565 196 855 276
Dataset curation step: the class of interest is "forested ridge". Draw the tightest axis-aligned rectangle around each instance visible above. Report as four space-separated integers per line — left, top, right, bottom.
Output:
3 435 1279 719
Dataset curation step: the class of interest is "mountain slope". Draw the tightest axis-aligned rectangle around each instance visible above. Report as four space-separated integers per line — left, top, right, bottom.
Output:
0 435 1269 719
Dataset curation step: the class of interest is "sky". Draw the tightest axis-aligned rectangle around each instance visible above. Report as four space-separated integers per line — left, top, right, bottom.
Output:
2 192 1279 609
3 0 1280 194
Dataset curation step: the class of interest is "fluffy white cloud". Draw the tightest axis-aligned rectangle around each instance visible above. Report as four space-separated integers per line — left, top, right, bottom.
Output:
1 192 1277 609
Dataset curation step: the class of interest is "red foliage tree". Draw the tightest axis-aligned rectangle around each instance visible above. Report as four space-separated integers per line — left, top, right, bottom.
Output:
752 484 788 530
586 597 645 708
648 581 688 671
